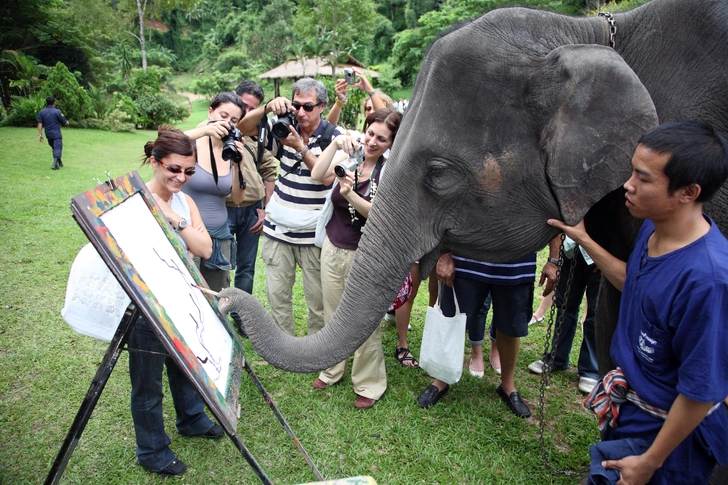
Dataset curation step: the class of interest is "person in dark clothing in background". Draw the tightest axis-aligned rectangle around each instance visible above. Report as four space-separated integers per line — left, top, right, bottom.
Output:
37 96 69 170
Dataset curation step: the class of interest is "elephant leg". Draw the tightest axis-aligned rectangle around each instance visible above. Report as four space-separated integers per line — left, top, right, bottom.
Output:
595 279 619 376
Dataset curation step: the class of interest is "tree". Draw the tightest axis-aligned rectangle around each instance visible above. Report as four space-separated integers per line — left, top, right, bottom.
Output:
41 61 93 121
293 0 377 69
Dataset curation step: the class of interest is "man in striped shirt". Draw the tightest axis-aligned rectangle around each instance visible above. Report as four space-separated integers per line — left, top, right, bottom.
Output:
418 252 551 417
239 78 343 336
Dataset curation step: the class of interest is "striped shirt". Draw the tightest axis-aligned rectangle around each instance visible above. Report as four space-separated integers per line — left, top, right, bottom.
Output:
263 119 343 246
452 253 537 286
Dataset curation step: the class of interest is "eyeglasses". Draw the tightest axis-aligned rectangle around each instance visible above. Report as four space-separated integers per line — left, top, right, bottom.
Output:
364 106 373 112
158 160 195 176
291 102 322 112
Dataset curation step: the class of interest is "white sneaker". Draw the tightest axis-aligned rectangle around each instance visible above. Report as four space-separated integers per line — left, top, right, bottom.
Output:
527 359 549 375
578 377 598 394
383 313 396 323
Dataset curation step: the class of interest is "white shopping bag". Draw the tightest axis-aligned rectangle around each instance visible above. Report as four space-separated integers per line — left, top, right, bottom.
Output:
61 243 131 341
419 282 467 384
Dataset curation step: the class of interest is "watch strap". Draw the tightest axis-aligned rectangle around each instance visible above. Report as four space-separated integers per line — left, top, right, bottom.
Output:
547 257 560 265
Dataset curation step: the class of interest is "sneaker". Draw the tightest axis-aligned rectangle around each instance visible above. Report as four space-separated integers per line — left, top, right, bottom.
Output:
578 376 598 394
383 312 396 323
156 459 187 476
528 359 550 375
201 424 224 439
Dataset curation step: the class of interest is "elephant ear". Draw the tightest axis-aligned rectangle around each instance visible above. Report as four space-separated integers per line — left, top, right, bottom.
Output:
535 45 658 225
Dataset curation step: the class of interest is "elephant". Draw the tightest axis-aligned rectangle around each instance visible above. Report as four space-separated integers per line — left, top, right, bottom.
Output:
219 0 728 376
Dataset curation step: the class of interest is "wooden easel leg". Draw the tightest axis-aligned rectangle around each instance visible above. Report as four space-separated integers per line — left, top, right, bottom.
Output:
230 434 274 485
44 304 140 485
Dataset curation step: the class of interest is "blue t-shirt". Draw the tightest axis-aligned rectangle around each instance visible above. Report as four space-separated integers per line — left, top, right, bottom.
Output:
611 216 728 468
36 106 67 139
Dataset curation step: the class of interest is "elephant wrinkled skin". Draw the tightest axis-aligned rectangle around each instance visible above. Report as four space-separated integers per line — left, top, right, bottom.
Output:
220 0 728 375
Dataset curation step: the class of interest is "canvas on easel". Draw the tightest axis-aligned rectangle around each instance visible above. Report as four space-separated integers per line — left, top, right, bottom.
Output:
70 170 244 433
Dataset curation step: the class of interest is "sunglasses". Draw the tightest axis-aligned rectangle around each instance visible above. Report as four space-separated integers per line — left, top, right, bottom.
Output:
158 160 195 176
291 102 322 112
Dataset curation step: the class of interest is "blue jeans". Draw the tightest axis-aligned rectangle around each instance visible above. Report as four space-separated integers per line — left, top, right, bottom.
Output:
226 202 262 295
542 251 600 379
128 315 215 471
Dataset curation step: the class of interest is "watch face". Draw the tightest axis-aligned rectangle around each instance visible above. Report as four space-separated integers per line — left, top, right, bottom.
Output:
178 218 187 230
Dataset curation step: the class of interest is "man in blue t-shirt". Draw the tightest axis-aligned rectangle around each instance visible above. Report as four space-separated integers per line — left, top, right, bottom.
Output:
37 96 69 170
550 121 728 485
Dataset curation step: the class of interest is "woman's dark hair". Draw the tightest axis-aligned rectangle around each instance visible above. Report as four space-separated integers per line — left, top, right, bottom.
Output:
209 91 245 114
142 125 196 165
363 107 403 143
639 120 728 202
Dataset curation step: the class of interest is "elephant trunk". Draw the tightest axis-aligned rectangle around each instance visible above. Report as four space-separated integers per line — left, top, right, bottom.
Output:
218 176 434 373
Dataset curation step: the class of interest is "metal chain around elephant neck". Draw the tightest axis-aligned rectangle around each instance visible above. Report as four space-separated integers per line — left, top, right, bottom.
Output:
599 11 617 48
537 234 589 477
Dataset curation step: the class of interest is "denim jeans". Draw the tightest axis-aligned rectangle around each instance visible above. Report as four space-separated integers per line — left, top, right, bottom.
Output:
542 251 600 379
227 202 262 294
128 315 215 471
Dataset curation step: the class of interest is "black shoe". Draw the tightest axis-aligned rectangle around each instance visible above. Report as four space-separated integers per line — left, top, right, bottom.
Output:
156 459 187 476
58 159 63 167
200 424 224 439
496 385 531 418
417 384 449 408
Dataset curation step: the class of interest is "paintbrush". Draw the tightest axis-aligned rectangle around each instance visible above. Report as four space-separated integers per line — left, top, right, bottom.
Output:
192 284 219 297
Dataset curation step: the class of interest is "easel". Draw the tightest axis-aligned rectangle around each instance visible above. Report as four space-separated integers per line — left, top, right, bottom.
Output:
46 172 324 484
44 305 278 485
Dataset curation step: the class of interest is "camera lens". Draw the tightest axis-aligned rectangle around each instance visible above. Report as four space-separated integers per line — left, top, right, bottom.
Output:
272 114 294 139
334 165 347 178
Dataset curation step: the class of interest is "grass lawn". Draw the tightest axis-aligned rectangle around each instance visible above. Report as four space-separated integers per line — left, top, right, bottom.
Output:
0 117 598 484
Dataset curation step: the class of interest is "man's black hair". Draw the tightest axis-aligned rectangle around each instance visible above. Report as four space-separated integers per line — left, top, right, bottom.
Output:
639 120 728 202
235 80 264 102
46 96 55 106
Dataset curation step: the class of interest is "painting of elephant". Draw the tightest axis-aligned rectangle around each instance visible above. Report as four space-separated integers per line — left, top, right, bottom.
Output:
220 0 728 376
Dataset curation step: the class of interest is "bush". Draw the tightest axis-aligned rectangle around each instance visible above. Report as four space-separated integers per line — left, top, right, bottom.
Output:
4 93 45 127
127 67 172 99
213 50 250 72
134 93 189 129
113 92 138 125
73 116 135 132
371 64 402 97
40 62 92 121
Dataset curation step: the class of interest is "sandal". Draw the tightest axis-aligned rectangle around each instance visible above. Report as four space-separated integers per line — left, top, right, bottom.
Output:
394 347 420 369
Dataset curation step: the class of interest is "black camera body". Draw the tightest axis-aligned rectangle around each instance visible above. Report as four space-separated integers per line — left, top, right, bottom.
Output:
271 112 296 139
221 122 243 163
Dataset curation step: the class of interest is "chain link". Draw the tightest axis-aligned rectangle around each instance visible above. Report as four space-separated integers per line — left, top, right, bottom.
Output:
537 234 588 476
599 11 617 48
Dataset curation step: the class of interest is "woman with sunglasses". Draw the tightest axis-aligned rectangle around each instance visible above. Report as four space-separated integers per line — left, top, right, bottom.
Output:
309 108 403 409
129 127 221 477
183 92 247 294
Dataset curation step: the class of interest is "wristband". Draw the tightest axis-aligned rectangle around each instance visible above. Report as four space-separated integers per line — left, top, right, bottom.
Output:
368 91 376 98
547 257 560 265
335 98 347 107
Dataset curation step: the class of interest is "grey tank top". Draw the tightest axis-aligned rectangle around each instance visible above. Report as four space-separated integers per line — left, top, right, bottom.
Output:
181 163 232 231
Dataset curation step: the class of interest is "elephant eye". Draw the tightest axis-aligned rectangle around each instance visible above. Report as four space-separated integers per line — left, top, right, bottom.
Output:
423 158 464 196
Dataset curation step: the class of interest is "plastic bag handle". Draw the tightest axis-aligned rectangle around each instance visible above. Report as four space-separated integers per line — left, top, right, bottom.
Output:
434 281 461 315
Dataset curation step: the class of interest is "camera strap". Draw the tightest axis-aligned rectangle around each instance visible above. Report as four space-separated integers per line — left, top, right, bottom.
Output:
208 137 219 186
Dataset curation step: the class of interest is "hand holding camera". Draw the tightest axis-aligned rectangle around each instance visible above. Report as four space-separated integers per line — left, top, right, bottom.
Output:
221 122 243 163
334 140 364 178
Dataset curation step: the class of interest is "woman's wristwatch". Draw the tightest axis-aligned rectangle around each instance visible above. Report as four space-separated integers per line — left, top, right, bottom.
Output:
175 218 188 232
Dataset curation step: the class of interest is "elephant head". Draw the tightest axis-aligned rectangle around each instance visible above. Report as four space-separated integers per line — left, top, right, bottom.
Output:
222 0 728 374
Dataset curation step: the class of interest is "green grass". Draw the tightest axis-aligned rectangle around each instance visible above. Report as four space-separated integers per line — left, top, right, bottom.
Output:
0 124 598 484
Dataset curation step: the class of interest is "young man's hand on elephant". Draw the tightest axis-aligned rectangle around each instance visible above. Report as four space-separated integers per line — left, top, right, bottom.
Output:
547 218 627 291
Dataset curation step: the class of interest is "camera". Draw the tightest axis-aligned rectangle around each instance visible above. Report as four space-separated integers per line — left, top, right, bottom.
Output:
334 146 364 178
271 112 297 139
344 68 357 85
221 122 243 163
